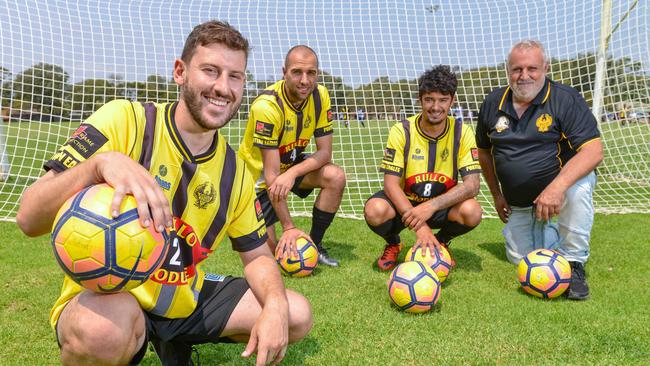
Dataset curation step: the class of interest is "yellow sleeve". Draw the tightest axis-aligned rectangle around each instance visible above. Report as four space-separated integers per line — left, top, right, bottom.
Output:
458 124 482 176
314 86 334 137
249 99 284 149
379 123 406 177
227 160 268 252
44 100 138 172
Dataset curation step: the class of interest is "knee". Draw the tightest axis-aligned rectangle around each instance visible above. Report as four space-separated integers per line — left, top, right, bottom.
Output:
288 292 313 342
459 199 482 227
59 294 144 366
364 199 390 226
325 165 346 191
61 315 142 365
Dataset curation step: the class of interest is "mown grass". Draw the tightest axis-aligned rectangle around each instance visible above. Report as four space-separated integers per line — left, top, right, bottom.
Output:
1 213 649 365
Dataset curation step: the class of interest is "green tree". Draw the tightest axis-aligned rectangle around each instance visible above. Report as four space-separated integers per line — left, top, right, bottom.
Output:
10 63 71 118
71 79 118 117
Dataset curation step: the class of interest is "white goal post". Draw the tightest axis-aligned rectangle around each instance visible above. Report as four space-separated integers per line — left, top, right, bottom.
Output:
0 0 648 221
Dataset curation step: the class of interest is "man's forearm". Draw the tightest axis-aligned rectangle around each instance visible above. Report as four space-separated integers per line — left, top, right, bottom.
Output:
429 174 479 211
477 148 503 198
17 156 100 237
551 139 603 192
270 198 295 230
384 181 413 216
242 248 289 308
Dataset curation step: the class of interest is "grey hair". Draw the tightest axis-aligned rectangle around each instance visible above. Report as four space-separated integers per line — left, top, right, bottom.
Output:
506 39 550 69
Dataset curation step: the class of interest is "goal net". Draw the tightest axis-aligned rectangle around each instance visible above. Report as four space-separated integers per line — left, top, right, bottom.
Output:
1 0 648 221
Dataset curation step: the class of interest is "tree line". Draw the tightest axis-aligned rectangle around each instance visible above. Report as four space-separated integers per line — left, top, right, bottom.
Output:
1 54 648 122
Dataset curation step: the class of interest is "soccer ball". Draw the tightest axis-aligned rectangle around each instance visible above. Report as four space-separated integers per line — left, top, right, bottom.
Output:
387 261 441 313
405 245 453 282
51 183 169 293
518 249 571 298
276 237 318 277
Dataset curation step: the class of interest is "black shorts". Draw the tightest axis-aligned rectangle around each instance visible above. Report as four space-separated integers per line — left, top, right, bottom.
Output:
257 173 314 226
56 275 249 365
367 190 451 233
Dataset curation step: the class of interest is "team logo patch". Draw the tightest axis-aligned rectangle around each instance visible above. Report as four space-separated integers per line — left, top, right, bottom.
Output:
304 116 312 128
471 148 479 161
64 123 108 159
441 148 449 162
193 182 216 209
536 113 553 132
415 148 421 154
383 148 396 162
495 116 510 133
255 121 274 138
327 110 333 122
254 199 264 221
158 165 167 177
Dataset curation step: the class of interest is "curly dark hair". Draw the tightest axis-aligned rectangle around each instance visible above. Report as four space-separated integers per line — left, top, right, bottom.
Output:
181 20 250 63
418 65 457 97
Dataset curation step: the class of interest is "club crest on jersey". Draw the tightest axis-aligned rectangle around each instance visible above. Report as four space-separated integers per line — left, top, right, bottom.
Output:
536 113 553 132
193 182 216 209
304 116 312 128
158 164 168 177
327 110 333 122
441 148 449 161
495 116 510 133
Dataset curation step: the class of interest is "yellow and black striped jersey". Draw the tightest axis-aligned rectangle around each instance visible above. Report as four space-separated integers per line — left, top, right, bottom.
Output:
380 114 481 202
238 80 333 190
45 100 267 327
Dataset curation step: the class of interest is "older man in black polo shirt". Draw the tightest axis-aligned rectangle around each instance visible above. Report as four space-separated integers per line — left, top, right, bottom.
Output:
476 40 603 300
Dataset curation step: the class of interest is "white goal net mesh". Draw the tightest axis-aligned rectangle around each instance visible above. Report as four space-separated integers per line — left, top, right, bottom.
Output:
0 0 648 221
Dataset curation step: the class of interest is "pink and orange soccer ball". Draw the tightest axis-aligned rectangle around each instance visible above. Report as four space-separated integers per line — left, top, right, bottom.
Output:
387 261 441 313
405 245 453 282
51 183 169 292
518 249 571 298
276 237 318 277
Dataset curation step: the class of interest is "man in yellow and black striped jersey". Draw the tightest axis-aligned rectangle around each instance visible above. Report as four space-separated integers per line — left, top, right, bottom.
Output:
17 21 311 366
364 65 483 271
239 45 346 268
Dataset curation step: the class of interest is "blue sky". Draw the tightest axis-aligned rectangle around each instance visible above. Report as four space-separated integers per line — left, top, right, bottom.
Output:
0 0 648 86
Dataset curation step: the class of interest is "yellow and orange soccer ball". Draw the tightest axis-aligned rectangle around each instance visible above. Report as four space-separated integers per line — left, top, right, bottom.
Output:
518 249 571 298
387 261 441 313
51 183 169 293
275 237 318 277
405 245 453 283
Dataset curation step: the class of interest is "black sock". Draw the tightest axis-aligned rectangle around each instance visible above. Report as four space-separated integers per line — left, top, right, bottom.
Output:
435 221 475 245
366 219 401 245
310 206 336 248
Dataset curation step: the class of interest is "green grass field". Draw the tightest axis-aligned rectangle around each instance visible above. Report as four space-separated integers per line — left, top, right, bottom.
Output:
1 214 650 365
1 116 649 364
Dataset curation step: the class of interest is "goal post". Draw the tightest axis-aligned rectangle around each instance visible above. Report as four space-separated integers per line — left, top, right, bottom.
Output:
0 0 648 221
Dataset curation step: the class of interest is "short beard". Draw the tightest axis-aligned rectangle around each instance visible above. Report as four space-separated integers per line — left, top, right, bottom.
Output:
181 85 241 130
511 83 543 103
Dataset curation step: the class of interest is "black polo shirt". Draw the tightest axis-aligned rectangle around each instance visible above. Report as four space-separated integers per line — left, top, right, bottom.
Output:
476 78 600 207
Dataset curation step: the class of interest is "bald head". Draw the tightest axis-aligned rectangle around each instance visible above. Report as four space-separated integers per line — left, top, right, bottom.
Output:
284 45 319 70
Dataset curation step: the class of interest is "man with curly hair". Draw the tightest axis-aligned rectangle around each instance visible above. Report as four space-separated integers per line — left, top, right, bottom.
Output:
364 65 483 271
